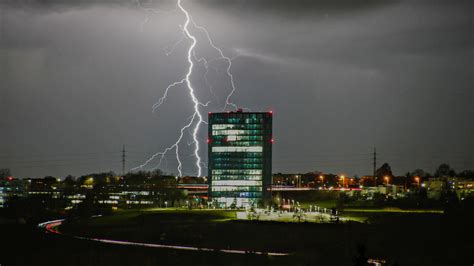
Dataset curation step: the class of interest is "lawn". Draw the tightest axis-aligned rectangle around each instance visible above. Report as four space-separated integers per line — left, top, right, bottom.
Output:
83 209 236 226
58 208 471 266
342 207 443 213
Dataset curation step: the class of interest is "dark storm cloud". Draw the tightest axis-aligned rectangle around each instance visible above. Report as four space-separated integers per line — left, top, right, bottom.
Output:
1 0 472 178
196 0 401 16
1 0 398 17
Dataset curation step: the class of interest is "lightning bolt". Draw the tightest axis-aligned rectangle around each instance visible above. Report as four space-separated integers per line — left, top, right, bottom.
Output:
151 78 185 112
190 19 239 111
132 0 244 176
131 112 196 176
178 0 205 177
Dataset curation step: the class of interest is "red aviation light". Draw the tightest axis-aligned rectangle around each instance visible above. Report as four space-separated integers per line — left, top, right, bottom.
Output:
270 138 274 143
207 138 211 144
269 110 273 115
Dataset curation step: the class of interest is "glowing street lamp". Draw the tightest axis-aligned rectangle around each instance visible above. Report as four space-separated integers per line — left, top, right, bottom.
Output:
384 176 390 185
415 176 420 187
340 175 345 188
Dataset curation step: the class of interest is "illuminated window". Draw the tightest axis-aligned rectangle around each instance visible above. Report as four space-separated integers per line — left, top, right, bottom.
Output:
212 146 263 152
212 180 262 186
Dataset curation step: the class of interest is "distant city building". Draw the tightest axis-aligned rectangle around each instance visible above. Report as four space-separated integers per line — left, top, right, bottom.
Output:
425 177 474 199
208 110 273 207
0 178 28 208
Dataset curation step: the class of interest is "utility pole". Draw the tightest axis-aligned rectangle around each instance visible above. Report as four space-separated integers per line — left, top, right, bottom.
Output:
122 145 126 176
373 147 377 187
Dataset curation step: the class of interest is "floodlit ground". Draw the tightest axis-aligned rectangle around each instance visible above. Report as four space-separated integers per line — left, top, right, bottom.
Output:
236 210 344 223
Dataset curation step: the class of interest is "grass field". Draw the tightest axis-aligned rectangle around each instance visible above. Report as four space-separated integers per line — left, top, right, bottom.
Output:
343 207 444 213
57 208 471 266
82 209 236 226
339 207 444 223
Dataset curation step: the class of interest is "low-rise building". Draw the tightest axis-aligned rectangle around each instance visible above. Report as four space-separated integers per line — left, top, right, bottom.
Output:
0 177 28 208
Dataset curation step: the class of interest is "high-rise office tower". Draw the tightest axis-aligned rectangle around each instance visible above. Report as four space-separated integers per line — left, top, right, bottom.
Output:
208 110 272 207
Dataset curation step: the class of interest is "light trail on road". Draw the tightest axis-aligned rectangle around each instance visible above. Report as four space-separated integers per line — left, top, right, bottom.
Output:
38 219 290 257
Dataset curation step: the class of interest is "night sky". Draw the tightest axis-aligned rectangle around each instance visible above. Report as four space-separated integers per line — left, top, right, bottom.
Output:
1 0 472 178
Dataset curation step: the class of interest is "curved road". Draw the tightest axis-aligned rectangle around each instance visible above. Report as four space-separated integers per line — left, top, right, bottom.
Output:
38 219 290 257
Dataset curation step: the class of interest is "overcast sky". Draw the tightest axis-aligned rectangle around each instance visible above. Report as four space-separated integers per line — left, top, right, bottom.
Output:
1 0 472 178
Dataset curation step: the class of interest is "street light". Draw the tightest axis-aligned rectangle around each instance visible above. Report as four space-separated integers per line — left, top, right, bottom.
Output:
340 175 345 188
415 176 420 187
384 176 390 185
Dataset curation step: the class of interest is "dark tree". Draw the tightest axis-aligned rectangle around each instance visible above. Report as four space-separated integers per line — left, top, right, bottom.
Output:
457 170 474 179
0 168 12 179
411 168 426 178
63 175 76 188
151 169 164 177
375 163 393 185
230 198 237 209
43 176 59 185
434 163 455 177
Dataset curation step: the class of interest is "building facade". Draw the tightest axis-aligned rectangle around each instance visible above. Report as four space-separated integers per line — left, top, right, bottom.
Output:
0 178 28 208
208 111 272 207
